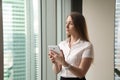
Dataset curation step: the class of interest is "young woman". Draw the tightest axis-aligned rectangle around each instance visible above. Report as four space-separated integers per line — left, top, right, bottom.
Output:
48 12 94 80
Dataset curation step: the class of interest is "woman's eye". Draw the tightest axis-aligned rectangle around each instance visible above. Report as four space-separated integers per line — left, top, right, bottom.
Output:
66 21 73 25
70 22 73 25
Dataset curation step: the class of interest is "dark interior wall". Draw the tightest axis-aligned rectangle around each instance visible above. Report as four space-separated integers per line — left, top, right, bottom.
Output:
71 0 82 13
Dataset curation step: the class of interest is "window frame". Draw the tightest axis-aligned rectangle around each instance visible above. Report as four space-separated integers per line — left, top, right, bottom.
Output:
114 0 120 79
0 0 3 79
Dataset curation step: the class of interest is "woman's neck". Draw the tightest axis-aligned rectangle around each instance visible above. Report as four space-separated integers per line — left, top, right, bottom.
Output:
69 35 80 48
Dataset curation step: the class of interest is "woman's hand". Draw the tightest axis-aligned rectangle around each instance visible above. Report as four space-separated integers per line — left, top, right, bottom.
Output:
48 50 64 73
48 50 56 63
48 50 65 65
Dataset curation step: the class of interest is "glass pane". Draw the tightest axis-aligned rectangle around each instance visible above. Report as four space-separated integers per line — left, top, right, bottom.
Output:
2 0 41 80
115 0 120 80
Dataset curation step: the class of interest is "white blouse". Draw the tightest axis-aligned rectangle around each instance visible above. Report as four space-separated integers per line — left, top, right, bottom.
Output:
58 39 94 77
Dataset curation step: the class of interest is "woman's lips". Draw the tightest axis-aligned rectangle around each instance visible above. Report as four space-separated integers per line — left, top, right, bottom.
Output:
66 28 69 31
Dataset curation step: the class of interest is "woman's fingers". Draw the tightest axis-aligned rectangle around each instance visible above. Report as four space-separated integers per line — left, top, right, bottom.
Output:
48 51 57 63
48 50 64 64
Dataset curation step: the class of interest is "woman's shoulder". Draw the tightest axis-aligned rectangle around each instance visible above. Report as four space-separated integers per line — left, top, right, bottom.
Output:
82 40 93 48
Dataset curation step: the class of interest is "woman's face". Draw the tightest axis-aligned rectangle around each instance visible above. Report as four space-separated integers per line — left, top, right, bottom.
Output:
66 16 76 36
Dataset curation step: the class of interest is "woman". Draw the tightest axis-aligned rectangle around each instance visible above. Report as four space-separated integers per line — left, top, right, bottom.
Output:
48 12 94 80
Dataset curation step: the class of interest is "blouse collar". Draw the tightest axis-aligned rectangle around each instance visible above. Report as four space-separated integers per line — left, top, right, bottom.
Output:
66 38 81 45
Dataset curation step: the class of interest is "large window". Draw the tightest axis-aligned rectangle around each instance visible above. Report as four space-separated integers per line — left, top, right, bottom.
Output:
115 0 120 80
2 0 41 80
1 0 72 80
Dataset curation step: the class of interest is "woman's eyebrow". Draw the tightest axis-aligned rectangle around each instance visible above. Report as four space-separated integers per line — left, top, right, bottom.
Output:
66 20 72 23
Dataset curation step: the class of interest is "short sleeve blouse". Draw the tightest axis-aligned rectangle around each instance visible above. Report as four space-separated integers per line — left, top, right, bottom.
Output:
58 39 94 77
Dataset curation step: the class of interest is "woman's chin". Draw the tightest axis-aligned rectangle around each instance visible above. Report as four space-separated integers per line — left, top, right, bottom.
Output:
66 32 70 35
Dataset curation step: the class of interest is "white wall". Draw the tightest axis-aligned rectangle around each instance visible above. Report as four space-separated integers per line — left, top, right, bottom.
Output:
83 0 115 80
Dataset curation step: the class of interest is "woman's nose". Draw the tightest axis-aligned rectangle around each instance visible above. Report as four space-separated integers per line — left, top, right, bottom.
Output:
66 23 69 28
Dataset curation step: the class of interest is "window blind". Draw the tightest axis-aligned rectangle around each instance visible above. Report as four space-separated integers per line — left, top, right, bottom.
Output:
115 0 120 80
2 0 26 80
3 0 41 80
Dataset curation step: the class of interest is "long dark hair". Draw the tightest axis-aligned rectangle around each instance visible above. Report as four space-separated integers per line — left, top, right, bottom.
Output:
69 12 89 41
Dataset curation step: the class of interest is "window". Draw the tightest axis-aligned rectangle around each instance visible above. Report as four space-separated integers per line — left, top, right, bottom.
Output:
114 0 120 80
2 0 41 80
1 0 71 80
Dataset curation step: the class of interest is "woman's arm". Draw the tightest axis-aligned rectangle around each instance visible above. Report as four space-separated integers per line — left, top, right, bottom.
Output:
52 62 62 74
48 51 62 74
49 50 93 77
63 58 93 78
